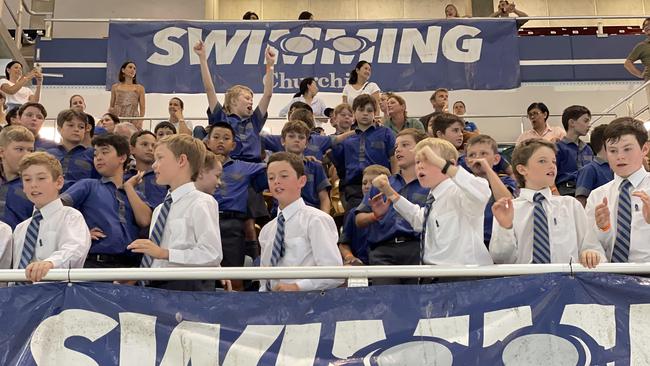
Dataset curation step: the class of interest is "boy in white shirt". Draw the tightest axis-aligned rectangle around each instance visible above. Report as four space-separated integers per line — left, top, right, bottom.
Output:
7 151 90 282
259 152 343 292
127 134 222 291
581 117 650 267
372 138 493 266
490 139 587 264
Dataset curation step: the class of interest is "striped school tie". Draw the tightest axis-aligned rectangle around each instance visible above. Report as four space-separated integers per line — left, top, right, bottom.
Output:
612 180 633 263
266 212 285 291
532 192 551 264
141 194 173 268
420 194 435 264
18 210 43 269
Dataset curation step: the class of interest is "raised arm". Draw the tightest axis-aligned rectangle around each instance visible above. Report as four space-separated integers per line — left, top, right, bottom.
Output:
28 70 42 103
1 71 33 95
194 41 218 113
257 45 277 116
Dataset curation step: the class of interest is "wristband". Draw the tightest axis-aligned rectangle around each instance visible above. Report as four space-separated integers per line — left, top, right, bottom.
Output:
441 160 452 175
599 223 611 232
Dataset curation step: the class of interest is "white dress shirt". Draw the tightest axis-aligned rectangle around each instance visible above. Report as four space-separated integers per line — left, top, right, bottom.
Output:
342 82 381 106
259 198 343 292
10 198 90 269
278 96 328 117
0 221 12 269
151 182 222 268
393 168 493 265
489 187 586 264
582 167 650 262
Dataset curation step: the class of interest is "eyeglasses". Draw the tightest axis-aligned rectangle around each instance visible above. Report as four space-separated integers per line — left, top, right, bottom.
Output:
528 111 541 118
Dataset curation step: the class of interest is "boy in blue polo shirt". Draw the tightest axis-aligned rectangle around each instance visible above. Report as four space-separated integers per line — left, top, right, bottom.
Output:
576 124 613 207
0 125 35 229
195 40 276 163
124 130 167 208
556 105 594 196
61 134 152 268
15 103 57 151
332 93 397 211
47 109 98 191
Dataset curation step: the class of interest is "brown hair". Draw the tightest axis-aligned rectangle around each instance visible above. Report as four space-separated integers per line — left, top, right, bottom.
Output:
603 117 648 148
333 103 353 116
0 125 35 147
281 120 311 139
466 134 499 154
18 102 47 118
18 151 63 180
352 93 376 113
363 164 391 178
288 108 315 130
157 134 207 181
432 113 463 136
387 94 408 119
430 88 448 101
56 109 88 128
511 138 557 187
268 151 305 177
396 128 427 144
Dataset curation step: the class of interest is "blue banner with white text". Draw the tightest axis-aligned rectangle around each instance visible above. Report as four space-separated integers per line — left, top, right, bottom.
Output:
106 20 520 94
3 273 650 364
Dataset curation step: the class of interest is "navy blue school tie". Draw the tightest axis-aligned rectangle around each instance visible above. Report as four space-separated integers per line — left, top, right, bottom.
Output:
532 193 551 263
141 194 173 268
266 212 285 291
612 180 633 263
420 194 435 264
18 210 43 269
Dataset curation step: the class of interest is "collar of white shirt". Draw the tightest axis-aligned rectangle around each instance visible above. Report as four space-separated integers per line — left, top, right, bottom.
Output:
429 178 454 200
614 166 647 189
37 198 64 219
519 187 552 203
170 182 196 203
278 197 305 222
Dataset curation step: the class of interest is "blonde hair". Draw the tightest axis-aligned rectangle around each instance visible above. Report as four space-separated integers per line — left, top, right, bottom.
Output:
363 164 391 178
333 103 353 116
203 150 222 171
414 137 459 162
223 85 253 114
18 151 63 180
157 134 207 181
0 125 35 147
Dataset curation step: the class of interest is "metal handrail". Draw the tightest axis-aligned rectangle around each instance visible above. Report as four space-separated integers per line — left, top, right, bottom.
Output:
591 79 650 125
0 263 647 283
19 0 51 17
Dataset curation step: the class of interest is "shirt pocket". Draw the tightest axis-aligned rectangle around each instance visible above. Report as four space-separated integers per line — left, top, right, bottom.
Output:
36 231 58 262
283 236 307 263
165 218 191 249
548 203 578 260
433 211 460 247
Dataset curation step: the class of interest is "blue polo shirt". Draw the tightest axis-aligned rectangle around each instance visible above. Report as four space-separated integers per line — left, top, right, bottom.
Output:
555 138 594 185
340 208 369 264
207 102 267 162
357 174 429 247
483 175 519 247
61 177 144 255
34 136 58 151
0 176 34 229
464 120 478 132
262 133 335 160
575 157 614 198
214 158 267 214
47 145 98 191
331 125 395 185
124 169 168 208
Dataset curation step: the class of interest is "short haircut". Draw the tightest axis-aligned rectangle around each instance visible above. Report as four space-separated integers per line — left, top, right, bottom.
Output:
363 164 391 178
5 107 19 125
396 128 427 143
589 124 608 153
18 151 63 180
352 93 376 113
561 105 591 131
92 133 131 169
388 94 408 118
203 150 222 171
527 102 549 121
430 88 448 101
289 101 313 114
207 121 235 139
170 97 184 109
154 121 177 135
432 113 463 136
114 122 138 135
268 151 305 177
18 102 47 118
466 134 499 154
130 130 156 147
334 103 353 116
511 138 557 187
289 108 315 130
603 117 648 148
281 120 311 139
0 125 35 147
157 134 207 181
414 137 459 162
298 10 313 19
223 85 253 114
56 109 88 128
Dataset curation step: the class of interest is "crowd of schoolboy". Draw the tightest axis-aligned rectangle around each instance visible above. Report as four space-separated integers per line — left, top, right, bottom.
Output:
1 43 650 291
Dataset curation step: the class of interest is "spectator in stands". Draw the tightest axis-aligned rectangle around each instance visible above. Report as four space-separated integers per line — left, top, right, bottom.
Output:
154 121 177 140
490 1 529 29
576 124 613 207
420 88 448 127
453 101 479 132
47 109 98 191
283 101 313 122
114 122 138 140
298 11 313 20
331 103 354 135
490 139 586 263
555 105 594 196
1 61 42 110
342 61 381 114
62 134 152 268
279 77 327 117
259 152 343 292
68 94 98 148
16 102 57 150
516 102 566 144
194 150 222 196
384 94 425 134
168 97 192 135
243 11 259 20
0 125 35 229
580 118 650 268
8 152 91 282
5 107 19 126
431 112 464 151
125 130 167 208
109 61 145 130
69 94 86 112
445 4 460 18
0 93 6 126
624 18 650 107
99 113 119 134
379 92 391 121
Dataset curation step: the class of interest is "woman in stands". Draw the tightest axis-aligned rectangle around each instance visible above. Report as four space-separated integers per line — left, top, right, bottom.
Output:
279 77 327 117
1 60 42 110
167 97 193 134
445 4 460 18
342 61 381 114
100 113 119 134
243 11 259 20
109 61 145 130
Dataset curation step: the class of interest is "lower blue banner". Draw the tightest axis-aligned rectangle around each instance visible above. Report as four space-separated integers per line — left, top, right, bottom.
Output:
1 273 649 365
